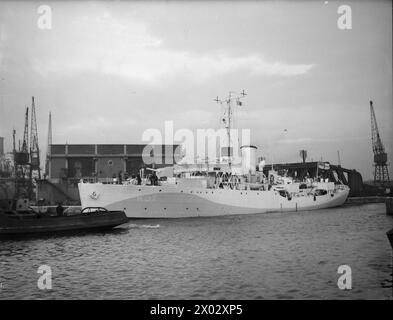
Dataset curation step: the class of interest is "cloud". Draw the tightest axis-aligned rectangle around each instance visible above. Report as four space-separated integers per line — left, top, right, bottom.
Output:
31 11 314 83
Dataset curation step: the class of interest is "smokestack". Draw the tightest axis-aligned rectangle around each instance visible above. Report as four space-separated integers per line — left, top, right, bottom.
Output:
240 145 257 175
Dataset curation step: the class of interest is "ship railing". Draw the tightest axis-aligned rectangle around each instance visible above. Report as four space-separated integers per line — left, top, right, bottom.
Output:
71 177 97 184
212 171 241 189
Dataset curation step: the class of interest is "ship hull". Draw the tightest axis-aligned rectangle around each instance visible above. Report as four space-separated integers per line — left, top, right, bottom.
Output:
78 183 350 218
0 210 128 235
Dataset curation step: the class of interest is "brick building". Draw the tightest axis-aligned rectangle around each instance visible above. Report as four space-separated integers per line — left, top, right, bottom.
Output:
47 144 180 182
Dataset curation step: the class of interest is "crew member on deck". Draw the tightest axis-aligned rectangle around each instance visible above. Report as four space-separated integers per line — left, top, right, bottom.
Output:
136 173 142 185
56 203 64 217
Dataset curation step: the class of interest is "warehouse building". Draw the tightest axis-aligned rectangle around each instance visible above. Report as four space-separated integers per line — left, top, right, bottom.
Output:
47 143 181 182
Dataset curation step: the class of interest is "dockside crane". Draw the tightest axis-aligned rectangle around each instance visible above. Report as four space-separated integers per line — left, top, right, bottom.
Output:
21 107 29 154
29 96 41 180
13 106 32 199
12 97 42 201
14 106 30 175
369 100 390 185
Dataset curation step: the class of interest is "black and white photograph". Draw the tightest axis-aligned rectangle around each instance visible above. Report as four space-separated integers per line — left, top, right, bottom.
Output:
0 0 392 305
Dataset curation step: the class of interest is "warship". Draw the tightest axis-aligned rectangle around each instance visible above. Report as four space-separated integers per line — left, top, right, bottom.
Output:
78 91 350 218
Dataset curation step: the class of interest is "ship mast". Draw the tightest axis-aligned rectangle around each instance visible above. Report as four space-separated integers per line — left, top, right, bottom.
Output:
214 90 247 169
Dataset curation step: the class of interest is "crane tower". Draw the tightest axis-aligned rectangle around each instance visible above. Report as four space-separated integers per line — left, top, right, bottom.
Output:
369 100 389 185
30 96 41 180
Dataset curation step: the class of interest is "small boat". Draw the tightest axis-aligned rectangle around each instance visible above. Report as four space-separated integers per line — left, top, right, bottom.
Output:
0 207 128 235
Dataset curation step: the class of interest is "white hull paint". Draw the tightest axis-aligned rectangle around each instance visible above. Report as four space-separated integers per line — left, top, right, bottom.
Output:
78 183 350 218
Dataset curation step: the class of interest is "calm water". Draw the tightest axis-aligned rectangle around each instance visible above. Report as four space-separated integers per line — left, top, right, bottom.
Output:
0 203 392 300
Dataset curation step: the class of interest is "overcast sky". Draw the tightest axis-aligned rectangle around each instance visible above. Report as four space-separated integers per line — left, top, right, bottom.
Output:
0 0 392 180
